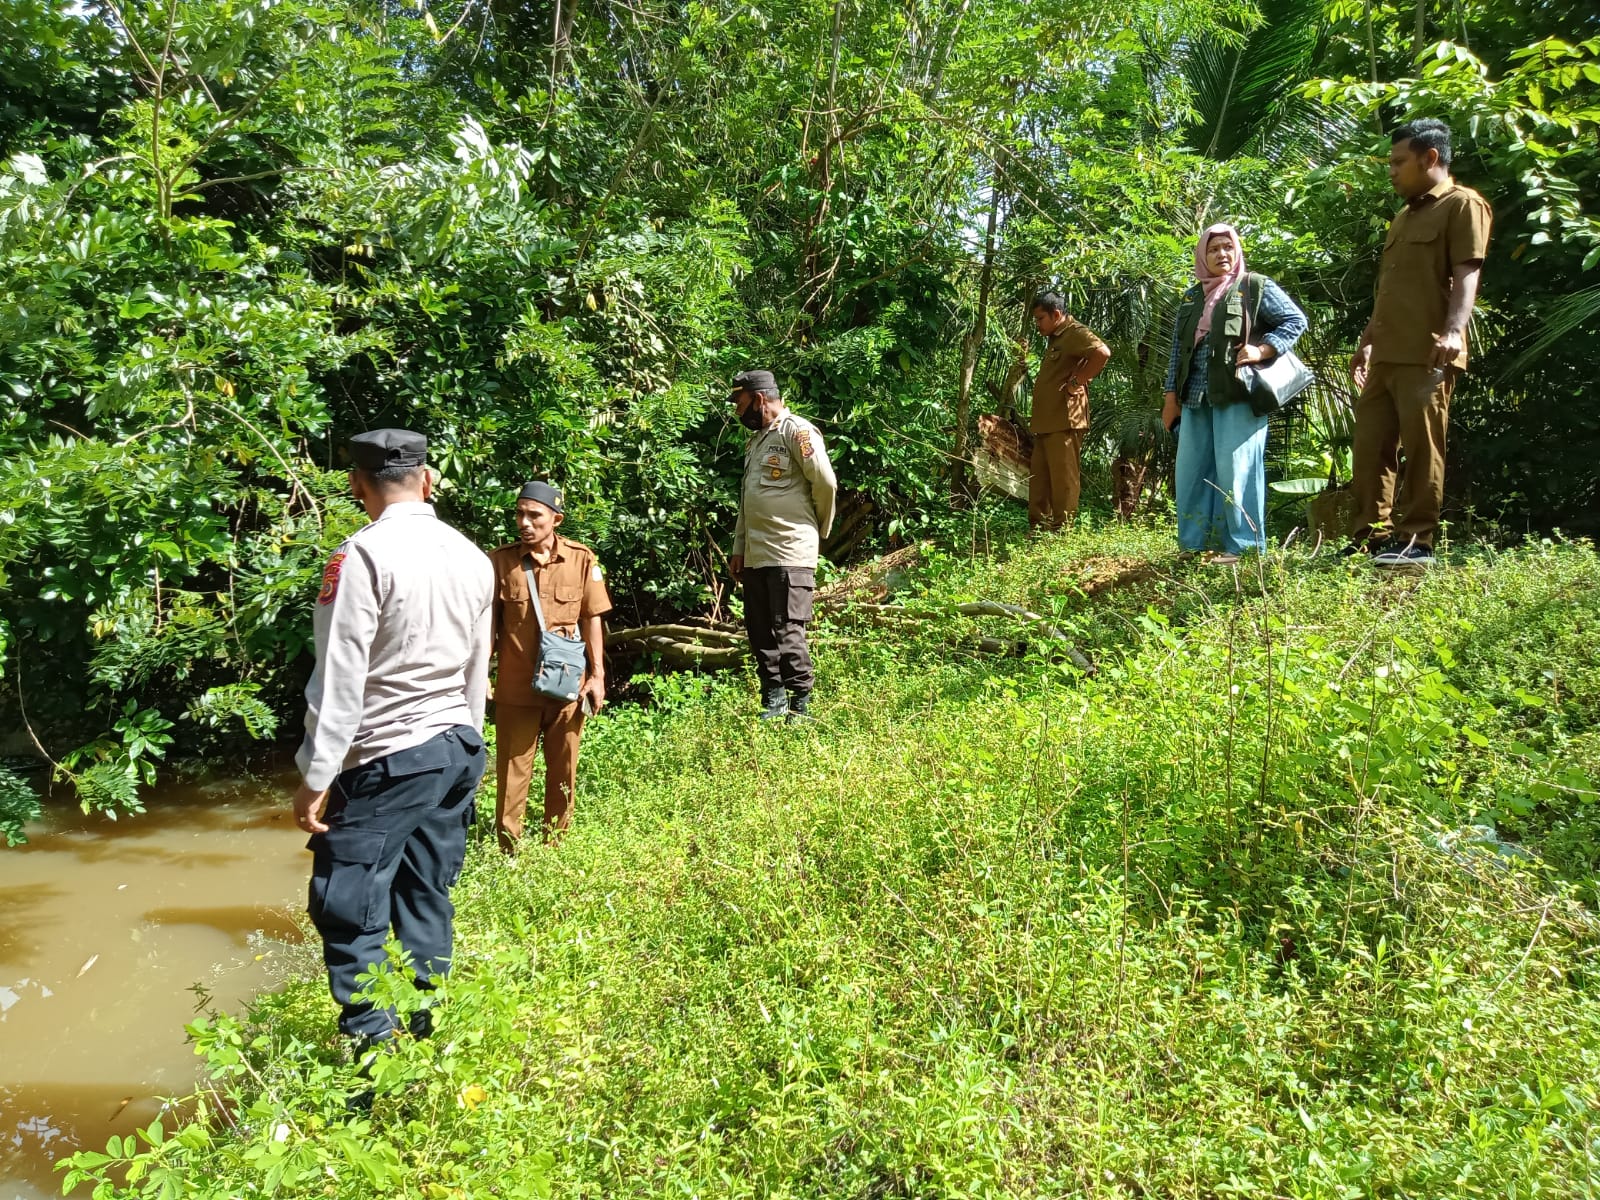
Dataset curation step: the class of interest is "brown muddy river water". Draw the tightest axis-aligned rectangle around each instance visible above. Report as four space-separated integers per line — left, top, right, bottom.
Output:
1 779 308 1198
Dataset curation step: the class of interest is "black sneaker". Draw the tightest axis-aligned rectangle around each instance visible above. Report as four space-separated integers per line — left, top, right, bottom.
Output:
1339 540 1375 559
1373 540 1434 568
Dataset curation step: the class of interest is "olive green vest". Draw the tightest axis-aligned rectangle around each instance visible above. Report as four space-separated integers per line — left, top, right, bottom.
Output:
1172 275 1259 408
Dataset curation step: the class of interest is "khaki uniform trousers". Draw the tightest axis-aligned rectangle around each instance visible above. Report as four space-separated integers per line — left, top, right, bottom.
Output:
1029 429 1086 531
1350 362 1455 548
494 697 586 851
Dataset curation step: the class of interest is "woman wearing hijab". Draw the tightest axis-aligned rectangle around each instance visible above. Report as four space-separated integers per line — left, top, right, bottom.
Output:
1161 224 1308 563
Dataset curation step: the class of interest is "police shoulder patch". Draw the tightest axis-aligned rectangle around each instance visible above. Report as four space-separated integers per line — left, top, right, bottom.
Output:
318 552 347 606
794 428 815 459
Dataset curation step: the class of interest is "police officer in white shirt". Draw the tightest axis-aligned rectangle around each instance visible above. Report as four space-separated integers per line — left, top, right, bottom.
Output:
292 429 494 1058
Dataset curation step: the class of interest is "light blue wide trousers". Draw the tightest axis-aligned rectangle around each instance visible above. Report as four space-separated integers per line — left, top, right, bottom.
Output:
1175 398 1269 554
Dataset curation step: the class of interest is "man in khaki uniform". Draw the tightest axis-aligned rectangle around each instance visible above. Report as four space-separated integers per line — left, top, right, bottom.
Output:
728 369 837 722
489 481 611 851
1028 291 1111 532
1348 118 1492 567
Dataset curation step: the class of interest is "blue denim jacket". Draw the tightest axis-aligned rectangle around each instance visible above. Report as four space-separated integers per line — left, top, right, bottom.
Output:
1163 276 1308 406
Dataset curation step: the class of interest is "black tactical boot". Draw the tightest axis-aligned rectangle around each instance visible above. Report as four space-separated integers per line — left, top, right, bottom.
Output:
407 1006 434 1041
786 690 814 724
346 1033 390 1115
759 686 789 721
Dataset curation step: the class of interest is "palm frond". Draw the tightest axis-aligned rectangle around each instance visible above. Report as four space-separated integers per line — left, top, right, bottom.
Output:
1183 0 1327 162
1500 285 1600 378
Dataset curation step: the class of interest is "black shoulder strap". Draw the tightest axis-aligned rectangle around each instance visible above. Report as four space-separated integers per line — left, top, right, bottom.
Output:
1244 272 1263 343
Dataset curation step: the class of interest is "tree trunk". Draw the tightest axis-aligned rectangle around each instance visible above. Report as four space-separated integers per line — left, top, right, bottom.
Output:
798 0 847 323
952 171 1003 503
1413 0 1427 55
1111 453 1150 518
1365 0 1385 135
549 0 576 95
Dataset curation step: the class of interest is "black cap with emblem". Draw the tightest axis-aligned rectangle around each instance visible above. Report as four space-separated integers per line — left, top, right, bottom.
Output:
348 428 428 472
517 480 565 514
729 369 779 401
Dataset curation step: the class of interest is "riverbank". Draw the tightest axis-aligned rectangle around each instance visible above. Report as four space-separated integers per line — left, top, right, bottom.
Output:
63 527 1600 1197
1 783 308 1198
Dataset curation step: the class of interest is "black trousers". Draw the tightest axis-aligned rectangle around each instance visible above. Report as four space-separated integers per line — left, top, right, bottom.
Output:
742 565 815 694
307 725 485 1039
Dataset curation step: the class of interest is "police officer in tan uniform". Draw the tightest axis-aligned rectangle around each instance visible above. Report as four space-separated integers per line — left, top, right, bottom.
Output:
1348 118 1492 567
1027 292 1111 532
293 429 493 1056
488 481 611 851
728 370 837 722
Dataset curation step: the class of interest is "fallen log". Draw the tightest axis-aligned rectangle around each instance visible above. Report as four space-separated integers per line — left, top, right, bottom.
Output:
814 541 928 607
677 616 746 634
606 624 745 647
625 637 746 668
603 597 1095 676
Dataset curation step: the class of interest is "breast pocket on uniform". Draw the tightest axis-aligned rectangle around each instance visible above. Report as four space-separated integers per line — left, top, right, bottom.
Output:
498 573 530 614
1387 221 1442 268
758 448 792 486
551 583 584 631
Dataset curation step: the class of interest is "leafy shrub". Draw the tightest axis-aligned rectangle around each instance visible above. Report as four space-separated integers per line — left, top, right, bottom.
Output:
62 533 1600 1198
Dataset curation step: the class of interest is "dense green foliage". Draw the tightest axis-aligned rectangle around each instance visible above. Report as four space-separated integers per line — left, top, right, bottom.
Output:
61 527 1600 1196
0 0 1596 832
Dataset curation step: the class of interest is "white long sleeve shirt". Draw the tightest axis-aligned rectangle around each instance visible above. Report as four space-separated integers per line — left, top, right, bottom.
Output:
296 502 493 790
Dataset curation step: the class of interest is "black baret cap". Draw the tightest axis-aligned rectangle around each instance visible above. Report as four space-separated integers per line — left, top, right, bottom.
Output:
349 428 427 472
729 369 779 400
517 480 564 514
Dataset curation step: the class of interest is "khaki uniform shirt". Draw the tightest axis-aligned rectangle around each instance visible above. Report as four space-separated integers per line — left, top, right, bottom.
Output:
1030 317 1111 434
296 502 493 791
490 537 612 708
733 410 838 569
1371 178 1493 371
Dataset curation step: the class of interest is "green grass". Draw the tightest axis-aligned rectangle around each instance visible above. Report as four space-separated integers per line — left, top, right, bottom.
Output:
66 524 1600 1198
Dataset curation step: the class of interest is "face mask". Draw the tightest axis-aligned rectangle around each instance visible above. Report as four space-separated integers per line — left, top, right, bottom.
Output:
739 405 766 431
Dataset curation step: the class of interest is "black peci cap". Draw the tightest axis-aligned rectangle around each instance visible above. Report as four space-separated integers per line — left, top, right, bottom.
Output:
348 428 427 472
729 369 779 401
517 480 565 514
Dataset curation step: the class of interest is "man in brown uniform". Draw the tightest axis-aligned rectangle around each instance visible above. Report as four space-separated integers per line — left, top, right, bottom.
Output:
489 481 611 851
1348 118 1492 567
1028 291 1111 532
